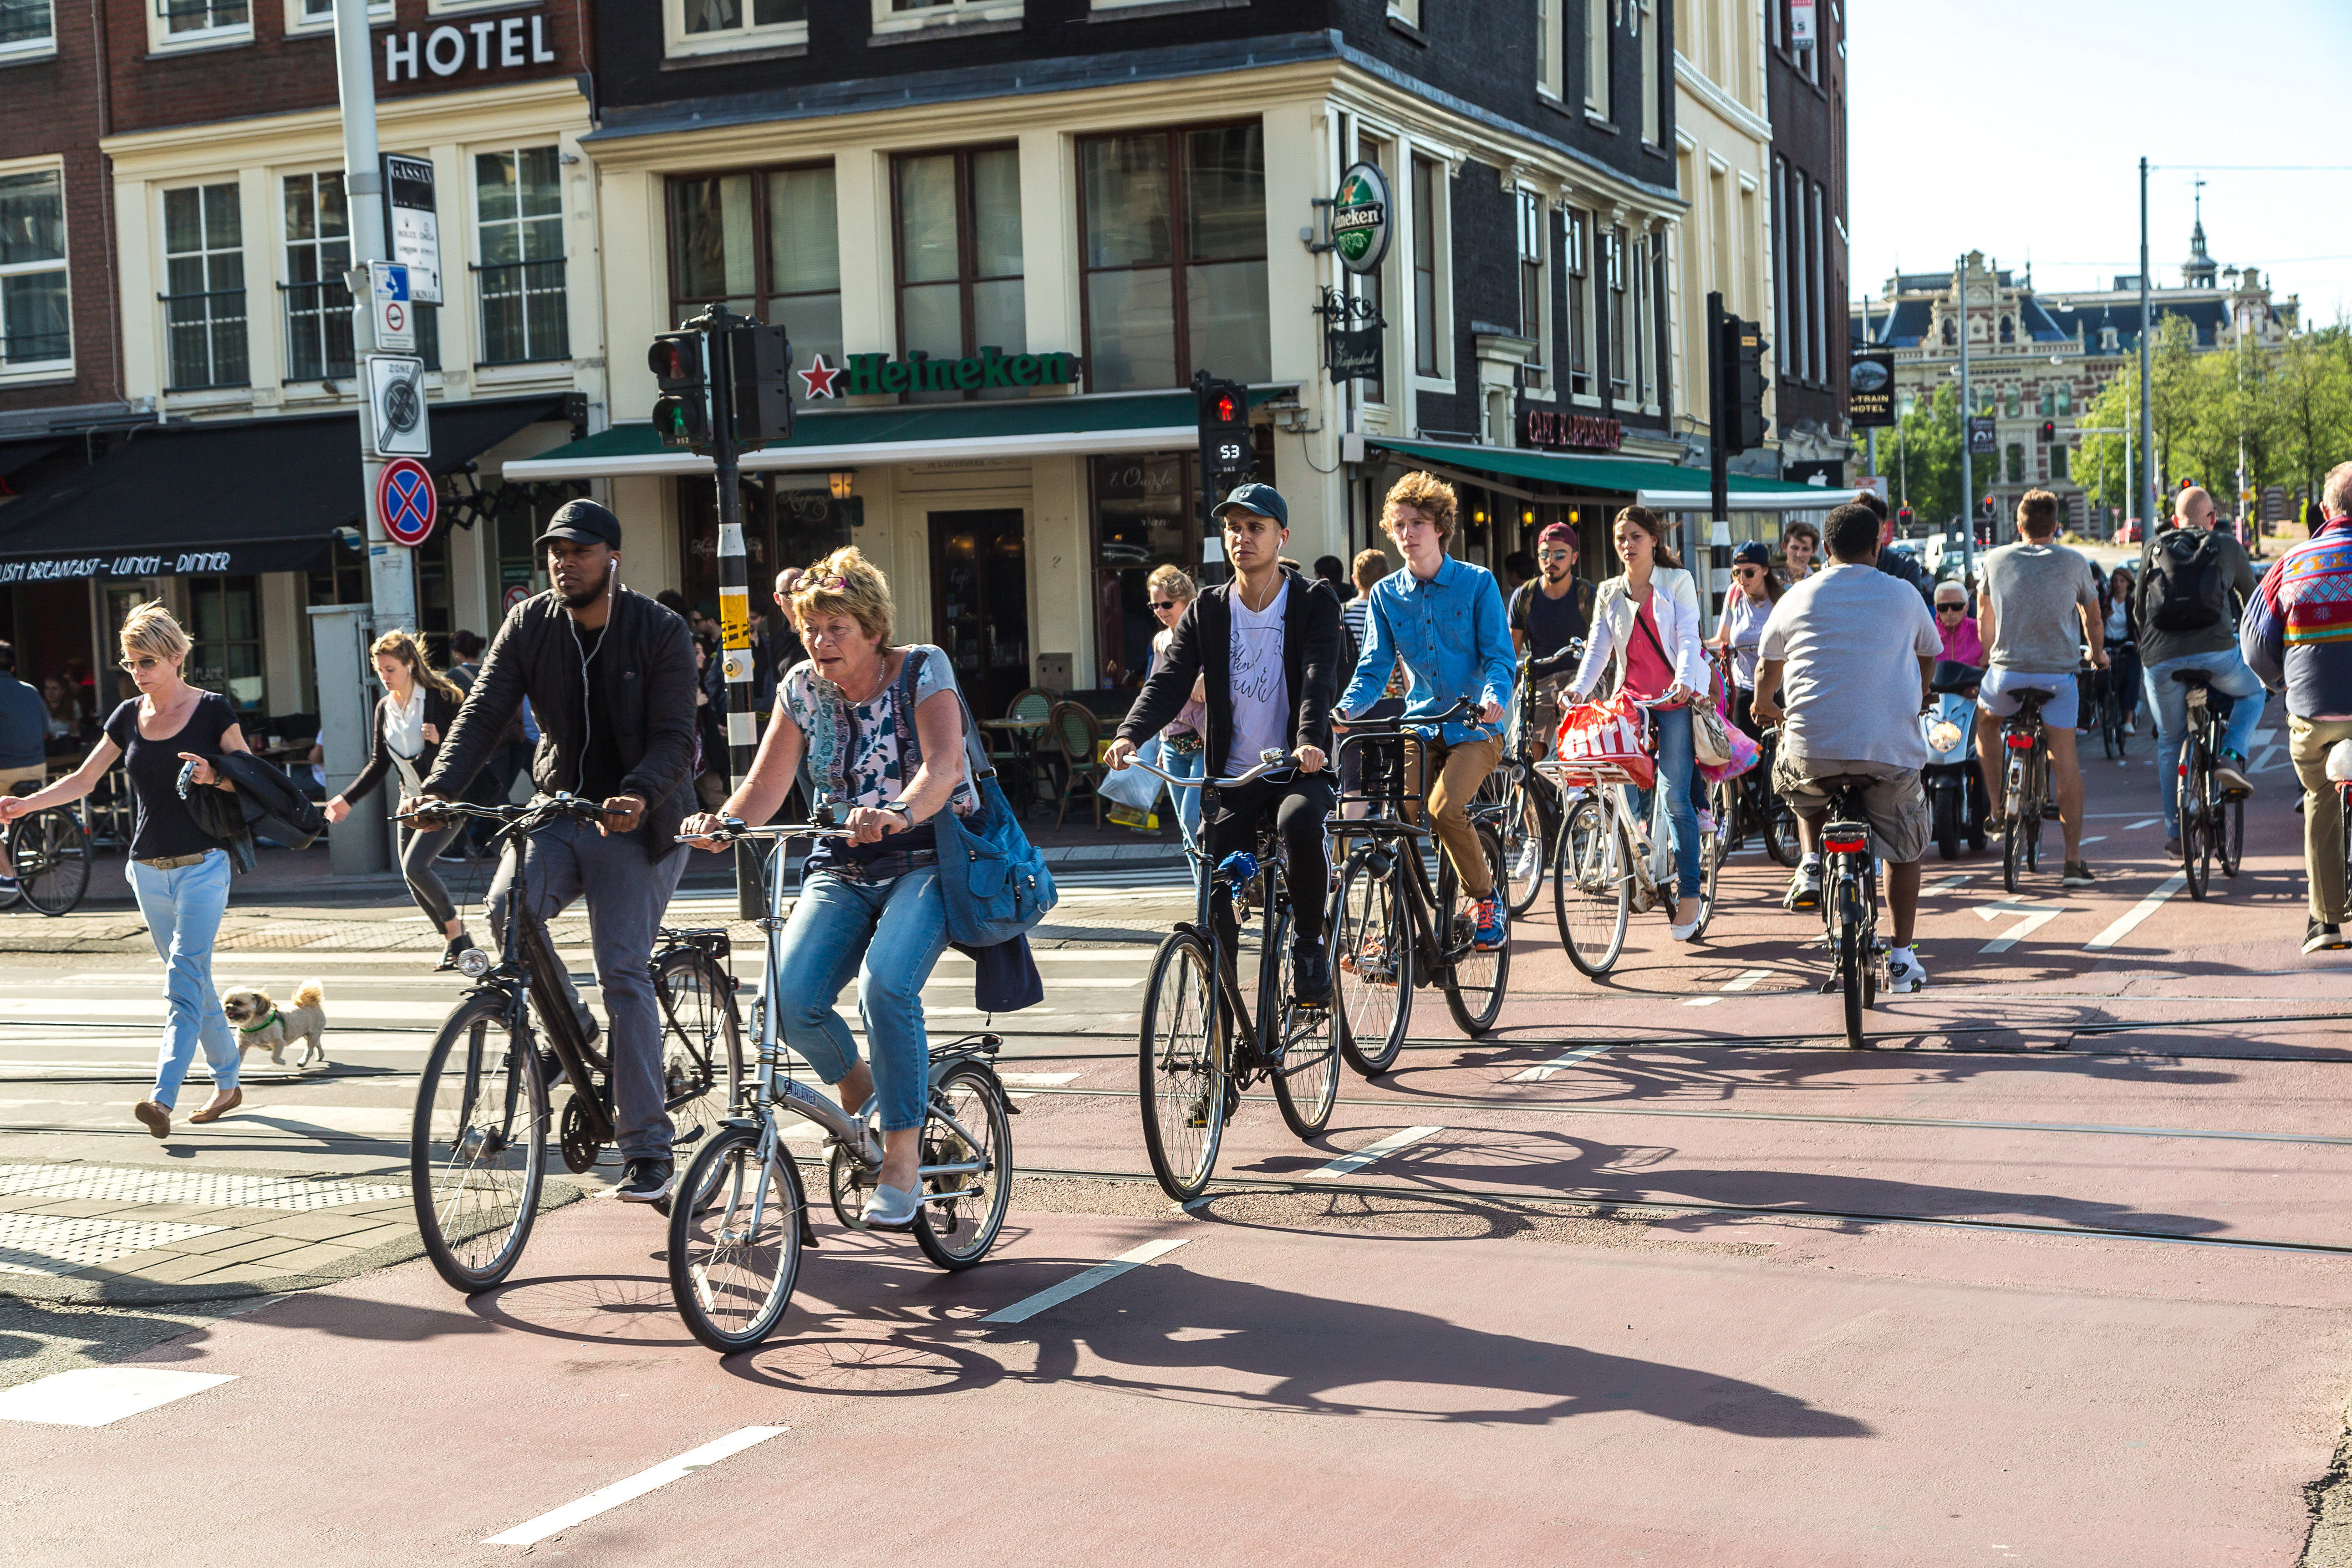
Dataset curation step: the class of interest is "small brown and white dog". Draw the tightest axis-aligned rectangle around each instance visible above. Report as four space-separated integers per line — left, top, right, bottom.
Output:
222 982 328 1070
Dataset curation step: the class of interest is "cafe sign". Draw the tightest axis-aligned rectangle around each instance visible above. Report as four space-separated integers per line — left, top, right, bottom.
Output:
805 348 1082 399
1523 409 1624 453
1332 162 1392 275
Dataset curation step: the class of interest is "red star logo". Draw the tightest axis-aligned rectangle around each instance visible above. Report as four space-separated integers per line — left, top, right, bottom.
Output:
798 353 842 399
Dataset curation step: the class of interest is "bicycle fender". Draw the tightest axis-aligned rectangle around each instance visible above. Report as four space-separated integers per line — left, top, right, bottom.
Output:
925 1055 1021 1114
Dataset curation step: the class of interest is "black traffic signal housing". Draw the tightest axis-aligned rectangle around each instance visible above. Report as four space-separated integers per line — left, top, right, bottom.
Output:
1897 505 1915 531
649 332 710 451
725 322 795 449
1196 374 1251 486
1715 312 1769 455
2039 419 2055 443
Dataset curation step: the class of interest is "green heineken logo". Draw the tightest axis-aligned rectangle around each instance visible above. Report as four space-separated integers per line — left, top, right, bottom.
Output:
819 347 1081 399
1332 162 1392 275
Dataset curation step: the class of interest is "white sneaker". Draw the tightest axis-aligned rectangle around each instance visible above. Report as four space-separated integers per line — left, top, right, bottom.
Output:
1513 842 1542 882
1784 862 1822 912
1886 948 1927 994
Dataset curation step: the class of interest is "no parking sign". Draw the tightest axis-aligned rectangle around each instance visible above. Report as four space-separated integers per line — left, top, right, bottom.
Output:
376 457 436 547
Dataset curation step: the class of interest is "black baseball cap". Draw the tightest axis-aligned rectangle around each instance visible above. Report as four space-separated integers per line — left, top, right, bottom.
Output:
1214 482 1288 528
536 498 622 551
1733 540 1773 568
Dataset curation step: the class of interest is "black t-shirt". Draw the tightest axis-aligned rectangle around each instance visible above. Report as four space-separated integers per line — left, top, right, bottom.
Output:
1510 579 1591 665
571 623 627 805
104 691 238 861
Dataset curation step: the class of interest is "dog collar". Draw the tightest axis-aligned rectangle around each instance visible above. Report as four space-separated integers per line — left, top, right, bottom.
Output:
236 1007 282 1035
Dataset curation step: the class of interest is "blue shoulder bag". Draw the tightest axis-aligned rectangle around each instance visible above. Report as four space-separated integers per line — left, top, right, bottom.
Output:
903 651 1058 947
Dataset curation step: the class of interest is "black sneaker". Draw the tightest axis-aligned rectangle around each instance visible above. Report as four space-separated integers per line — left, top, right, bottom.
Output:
1291 939 1333 1006
2165 836 2182 858
615 1158 674 1203
2305 918 2349 955
2215 753 2253 798
2061 861 2096 889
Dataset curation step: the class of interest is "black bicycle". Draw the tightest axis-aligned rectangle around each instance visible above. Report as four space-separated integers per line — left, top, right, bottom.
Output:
1123 749 1340 1202
1483 649 1572 917
2171 669 2244 899
403 794 745 1293
1995 689 2058 894
1330 698 1511 1072
1813 777 1881 1050
0 801 91 917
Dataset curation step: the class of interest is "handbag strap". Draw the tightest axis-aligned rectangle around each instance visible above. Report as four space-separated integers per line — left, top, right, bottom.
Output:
901 648 997 786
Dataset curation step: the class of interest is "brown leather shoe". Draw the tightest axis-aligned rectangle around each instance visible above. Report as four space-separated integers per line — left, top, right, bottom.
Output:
134 1099 171 1139
189 1087 242 1124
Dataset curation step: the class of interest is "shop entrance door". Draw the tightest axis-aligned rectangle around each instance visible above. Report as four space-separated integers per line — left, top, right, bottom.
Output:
928 510 1029 720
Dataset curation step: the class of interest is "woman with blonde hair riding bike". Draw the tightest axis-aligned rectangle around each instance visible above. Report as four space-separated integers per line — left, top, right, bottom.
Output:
680 546 971 1231
1569 506 1713 940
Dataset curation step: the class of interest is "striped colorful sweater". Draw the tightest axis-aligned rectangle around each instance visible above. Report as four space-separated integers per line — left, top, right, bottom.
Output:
2241 515 2352 720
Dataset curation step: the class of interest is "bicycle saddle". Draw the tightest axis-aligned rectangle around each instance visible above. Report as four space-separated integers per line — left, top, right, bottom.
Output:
1930 660 1983 694
2171 668 2214 688
1807 772 1880 792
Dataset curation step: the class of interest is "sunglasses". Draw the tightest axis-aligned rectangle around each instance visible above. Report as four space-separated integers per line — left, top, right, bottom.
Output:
1541 550 1572 562
1150 599 1180 612
1936 603 1966 613
1735 565 1765 577
119 656 162 672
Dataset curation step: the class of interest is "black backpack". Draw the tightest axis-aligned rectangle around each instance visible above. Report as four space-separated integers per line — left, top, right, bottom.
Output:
2146 528 2230 633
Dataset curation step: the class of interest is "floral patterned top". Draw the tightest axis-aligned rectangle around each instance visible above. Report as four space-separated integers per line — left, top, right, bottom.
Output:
779 645 976 866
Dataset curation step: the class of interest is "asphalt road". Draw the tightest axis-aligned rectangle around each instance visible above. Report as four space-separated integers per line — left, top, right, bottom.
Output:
4 708 2350 1566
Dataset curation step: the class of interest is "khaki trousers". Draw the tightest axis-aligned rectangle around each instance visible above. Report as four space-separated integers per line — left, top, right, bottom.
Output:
2289 715 2352 923
1403 734 1503 899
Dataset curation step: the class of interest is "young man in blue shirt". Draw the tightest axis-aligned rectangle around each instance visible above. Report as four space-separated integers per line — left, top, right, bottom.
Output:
1337 472 1518 948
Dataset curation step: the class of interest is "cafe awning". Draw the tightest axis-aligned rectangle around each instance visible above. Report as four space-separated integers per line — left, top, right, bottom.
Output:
502 388 1291 481
0 396 566 583
1367 437 1842 512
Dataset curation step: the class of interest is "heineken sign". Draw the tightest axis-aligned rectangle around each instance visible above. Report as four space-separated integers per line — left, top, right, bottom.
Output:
1332 162 1392 276
798 347 1081 399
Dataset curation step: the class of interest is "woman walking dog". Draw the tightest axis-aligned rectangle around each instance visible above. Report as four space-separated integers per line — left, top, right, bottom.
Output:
0 603 250 1136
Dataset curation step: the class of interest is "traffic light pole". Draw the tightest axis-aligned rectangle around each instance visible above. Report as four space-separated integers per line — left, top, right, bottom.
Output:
1705 292 1731 632
691 303 763 920
1956 253 1976 584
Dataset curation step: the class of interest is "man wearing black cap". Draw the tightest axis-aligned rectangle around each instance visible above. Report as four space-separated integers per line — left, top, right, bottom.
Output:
1107 482 1345 1004
409 498 700 1204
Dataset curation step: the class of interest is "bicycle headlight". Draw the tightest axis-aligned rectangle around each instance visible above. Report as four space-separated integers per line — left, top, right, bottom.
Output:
457 947 494 979
1928 720 1963 752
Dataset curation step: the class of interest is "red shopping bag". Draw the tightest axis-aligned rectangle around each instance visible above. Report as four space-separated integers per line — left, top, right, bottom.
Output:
1554 694 1655 790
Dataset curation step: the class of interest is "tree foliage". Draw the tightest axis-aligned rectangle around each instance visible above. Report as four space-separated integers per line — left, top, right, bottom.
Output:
1888 382 1963 526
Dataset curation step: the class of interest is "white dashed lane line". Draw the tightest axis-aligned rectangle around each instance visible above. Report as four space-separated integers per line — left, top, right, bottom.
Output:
0 1368 236 1428
483 1427 789 1546
1302 1126 1443 1180
983 1239 1190 1325
2086 873 2190 952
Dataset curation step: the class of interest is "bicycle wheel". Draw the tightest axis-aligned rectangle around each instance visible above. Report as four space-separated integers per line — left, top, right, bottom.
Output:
1836 873 1869 1049
1764 798 1800 867
651 950 745 1168
2219 787 2245 879
2100 693 2123 760
411 992 548 1293
668 1123 805 1353
1443 823 1512 1036
2177 742 2209 900
1333 850 1413 1077
2023 756 2045 873
1553 792 1630 978
914 1062 1012 1270
12 810 91 916
1498 773 1550 916
1691 809 1724 943
1264 906 1338 1139
1137 929 1224 1202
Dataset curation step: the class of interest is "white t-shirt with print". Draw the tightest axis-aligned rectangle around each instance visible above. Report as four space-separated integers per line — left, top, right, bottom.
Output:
1226 579 1290 772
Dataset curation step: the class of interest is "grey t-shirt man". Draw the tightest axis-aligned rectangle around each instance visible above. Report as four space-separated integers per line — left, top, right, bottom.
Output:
1757 562 1943 768
2137 525 2258 666
1980 540 2101 675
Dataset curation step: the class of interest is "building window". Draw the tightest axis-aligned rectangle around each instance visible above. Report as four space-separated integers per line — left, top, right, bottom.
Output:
1606 226 1628 401
2056 384 2071 415
669 0 807 54
162 182 247 393
1078 124 1267 394
289 0 388 31
282 171 352 384
874 0 1022 38
1387 0 1419 24
1808 179 1825 384
2003 387 2020 417
1411 154 1443 378
1564 207 1591 398
2038 386 2054 418
186 575 264 717
665 164 843 372
894 146 1024 400
0 0 56 60
161 0 248 43
2005 442 2023 485
474 147 567 366
2051 444 2069 481
0 167 70 373
1637 0 1659 144
1633 233 1654 408
1584 0 1610 119
1772 161 1791 374
1517 190 1546 392
1536 0 1562 97
1999 313 2014 344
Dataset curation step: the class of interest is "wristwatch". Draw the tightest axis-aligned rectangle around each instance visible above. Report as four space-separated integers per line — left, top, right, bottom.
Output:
880 800 913 826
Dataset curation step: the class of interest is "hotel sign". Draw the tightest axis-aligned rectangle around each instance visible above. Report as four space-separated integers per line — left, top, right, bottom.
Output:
1523 409 1624 452
802 348 1081 399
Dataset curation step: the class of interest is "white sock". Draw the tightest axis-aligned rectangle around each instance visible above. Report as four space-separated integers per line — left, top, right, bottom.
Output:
1891 944 1916 963
1800 853 1821 869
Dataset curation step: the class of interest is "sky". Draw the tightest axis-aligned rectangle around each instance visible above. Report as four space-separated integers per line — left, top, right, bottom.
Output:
1847 0 2352 324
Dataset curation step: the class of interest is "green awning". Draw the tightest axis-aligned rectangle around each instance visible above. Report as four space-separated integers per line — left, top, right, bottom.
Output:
1367 437 1845 512
504 388 1289 480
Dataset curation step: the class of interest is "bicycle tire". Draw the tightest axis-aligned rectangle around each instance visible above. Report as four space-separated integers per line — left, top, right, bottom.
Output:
12 809 91 916
651 950 745 1170
1691 810 1724 943
2024 752 2045 873
1764 800 1800 867
2178 741 2209 901
913 1062 1013 1270
2100 693 2123 760
1333 851 1413 1077
411 991 547 1293
2001 767 2025 893
1263 905 1338 1139
2219 788 2245 879
1499 773 1550 917
1442 823 1512 1037
1553 792 1630 977
1837 875 1868 1050
668 1123 805 1353
1137 929 1224 1202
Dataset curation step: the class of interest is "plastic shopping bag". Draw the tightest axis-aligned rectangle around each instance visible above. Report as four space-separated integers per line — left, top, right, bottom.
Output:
1554 694 1655 791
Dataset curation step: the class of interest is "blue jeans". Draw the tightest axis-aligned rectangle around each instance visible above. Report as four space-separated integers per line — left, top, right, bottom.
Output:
1633 703 1702 901
127 849 237 1109
2143 649 2266 834
1163 741 1205 886
774 865 948 1133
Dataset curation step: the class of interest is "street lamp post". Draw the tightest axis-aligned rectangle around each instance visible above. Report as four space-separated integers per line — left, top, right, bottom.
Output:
2139 156 2157 532
1957 253 1976 583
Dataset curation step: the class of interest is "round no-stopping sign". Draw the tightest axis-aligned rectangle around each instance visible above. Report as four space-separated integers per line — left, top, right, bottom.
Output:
376 457 437 547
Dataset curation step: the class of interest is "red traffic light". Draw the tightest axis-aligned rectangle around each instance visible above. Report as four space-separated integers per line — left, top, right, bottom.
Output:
1213 393 1239 424
649 340 692 379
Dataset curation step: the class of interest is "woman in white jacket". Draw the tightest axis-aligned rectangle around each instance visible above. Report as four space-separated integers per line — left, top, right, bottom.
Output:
1570 506 1714 939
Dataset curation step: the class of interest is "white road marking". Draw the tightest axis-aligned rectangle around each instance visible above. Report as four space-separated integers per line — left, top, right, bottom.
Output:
2125 818 2163 830
2085 873 2189 952
995 1071 1081 1100
1682 968 1774 1007
1974 900 2067 954
2079 836 2107 844
483 1426 788 1546
2250 744 2282 774
982 1238 1190 1324
0 1367 235 1427
1926 873 1974 894
1303 1125 1443 1180
1511 1045 1612 1081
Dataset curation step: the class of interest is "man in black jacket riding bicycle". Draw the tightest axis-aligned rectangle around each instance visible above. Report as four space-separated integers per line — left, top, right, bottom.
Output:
1107 483 1344 1005
406 499 700 1205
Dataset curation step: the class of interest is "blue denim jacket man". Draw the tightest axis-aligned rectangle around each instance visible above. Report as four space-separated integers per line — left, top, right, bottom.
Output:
1339 554 1515 743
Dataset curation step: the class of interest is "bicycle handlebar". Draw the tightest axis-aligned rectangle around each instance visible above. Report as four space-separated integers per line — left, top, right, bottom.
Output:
396 792 611 829
1332 694 1486 734
1117 749 1299 791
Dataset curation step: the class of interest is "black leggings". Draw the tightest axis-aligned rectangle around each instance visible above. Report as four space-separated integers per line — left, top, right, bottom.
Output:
1205 772 1336 948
